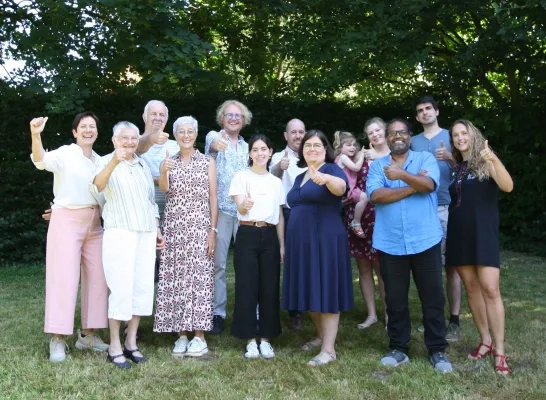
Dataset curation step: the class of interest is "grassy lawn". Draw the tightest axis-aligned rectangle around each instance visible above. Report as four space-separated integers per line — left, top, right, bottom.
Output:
0 251 545 400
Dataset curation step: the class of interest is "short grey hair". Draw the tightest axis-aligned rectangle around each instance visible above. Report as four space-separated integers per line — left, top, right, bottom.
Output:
173 116 198 136
112 121 140 137
143 100 169 122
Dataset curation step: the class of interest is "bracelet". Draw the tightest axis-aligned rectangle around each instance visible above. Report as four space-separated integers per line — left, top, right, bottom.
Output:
211 227 218 233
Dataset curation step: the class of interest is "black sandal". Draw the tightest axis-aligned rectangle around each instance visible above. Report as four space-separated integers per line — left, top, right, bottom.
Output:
107 352 131 369
123 346 148 364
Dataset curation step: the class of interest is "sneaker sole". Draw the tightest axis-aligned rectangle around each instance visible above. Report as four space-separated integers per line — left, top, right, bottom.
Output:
261 353 275 359
50 355 66 362
172 351 186 358
244 353 260 359
75 342 108 352
186 348 209 357
380 357 409 367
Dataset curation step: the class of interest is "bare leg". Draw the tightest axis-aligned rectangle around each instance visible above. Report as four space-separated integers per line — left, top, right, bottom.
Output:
194 330 204 340
108 319 126 361
356 258 377 328
477 267 505 354
308 311 323 340
320 313 339 354
458 266 492 352
446 266 462 316
124 315 144 357
372 258 387 322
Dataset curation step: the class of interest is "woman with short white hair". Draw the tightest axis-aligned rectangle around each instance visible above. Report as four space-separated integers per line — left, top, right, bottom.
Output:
92 121 164 369
154 116 218 358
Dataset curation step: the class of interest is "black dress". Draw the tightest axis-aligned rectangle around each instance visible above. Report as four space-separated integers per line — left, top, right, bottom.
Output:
445 161 500 268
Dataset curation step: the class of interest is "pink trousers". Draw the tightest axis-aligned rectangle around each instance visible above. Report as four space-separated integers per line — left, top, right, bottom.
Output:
44 207 108 335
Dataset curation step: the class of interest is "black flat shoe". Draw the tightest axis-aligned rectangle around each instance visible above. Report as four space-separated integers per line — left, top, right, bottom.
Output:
123 347 148 364
107 352 131 369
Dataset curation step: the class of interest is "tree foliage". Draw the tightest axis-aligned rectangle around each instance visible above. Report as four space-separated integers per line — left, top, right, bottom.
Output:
1 0 545 264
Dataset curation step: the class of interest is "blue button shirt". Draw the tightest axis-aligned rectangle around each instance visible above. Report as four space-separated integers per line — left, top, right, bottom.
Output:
410 129 452 206
366 150 443 255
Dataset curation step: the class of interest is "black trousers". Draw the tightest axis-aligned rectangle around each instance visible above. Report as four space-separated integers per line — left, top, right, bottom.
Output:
231 225 281 340
378 242 448 355
283 207 301 318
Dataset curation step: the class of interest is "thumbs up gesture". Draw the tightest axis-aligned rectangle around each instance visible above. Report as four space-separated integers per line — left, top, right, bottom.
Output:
435 140 452 161
216 129 230 152
280 149 290 170
309 164 328 185
242 191 255 211
153 131 170 145
160 150 174 174
480 140 496 162
30 117 48 136
383 156 404 180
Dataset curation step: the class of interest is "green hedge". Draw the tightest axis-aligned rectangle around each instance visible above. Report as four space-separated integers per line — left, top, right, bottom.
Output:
1 85 544 266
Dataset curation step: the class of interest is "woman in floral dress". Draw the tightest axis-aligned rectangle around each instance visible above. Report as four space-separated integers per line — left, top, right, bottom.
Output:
153 116 218 358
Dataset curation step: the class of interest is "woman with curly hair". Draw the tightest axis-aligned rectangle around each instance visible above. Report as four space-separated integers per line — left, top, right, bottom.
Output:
445 119 513 375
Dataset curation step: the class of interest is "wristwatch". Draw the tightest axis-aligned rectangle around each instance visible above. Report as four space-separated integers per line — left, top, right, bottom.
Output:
211 227 218 233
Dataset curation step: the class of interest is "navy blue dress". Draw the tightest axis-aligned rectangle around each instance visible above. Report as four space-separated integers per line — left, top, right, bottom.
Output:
282 163 354 313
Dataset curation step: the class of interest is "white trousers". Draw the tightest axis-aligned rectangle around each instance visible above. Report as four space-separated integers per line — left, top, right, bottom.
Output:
213 211 239 318
103 228 156 321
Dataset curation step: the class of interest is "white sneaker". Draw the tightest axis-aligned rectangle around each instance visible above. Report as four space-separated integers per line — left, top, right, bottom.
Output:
244 341 260 359
259 341 275 359
49 337 68 362
186 337 209 357
75 330 109 352
172 336 189 357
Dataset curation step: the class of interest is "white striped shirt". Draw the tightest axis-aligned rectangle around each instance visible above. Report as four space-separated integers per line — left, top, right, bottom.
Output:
91 152 159 232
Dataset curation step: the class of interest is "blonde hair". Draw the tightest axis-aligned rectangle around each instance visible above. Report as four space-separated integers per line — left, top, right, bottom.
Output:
215 100 252 128
333 131 358 156
449 119 491 181
363 117 386 136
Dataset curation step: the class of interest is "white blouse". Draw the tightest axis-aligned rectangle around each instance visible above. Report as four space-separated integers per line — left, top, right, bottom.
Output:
91 152 160 232
31 143 104 209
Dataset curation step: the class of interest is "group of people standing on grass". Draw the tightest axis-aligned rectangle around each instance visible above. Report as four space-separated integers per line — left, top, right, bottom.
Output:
31 95 513 375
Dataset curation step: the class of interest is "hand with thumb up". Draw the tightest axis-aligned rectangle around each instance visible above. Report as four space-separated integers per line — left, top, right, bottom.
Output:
160 150 175 174
242 191 255 211
435 139 452 162
216 129 230 152
280 149 290 170
480 139 496 162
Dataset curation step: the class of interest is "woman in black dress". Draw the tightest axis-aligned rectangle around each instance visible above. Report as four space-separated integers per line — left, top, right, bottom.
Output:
445 119 513 375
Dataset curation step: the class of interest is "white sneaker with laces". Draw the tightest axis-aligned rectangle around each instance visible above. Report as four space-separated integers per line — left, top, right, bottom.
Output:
244 341 260 359
186 337 209 357
173 336 189 357
49 337 68 363
259 341 275 359
75 329 109 352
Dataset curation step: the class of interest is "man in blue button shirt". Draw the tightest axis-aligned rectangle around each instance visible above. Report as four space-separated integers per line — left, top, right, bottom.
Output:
367 118 452 373
411 96 461 342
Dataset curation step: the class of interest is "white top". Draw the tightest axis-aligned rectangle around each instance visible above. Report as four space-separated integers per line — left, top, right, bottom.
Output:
270 146 307 209
91 152 160 232
30 143 105 210
229 169 285 225
139 140 180 178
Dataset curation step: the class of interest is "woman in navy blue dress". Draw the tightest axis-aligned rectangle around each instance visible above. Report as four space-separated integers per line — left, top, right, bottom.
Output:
282 129 353 366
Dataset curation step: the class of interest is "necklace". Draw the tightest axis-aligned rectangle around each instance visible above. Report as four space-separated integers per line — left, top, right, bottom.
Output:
453 161 468 209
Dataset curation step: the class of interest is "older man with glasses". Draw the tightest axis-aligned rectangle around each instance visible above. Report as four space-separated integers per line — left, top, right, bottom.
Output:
366 118 452 374
205 100 252 334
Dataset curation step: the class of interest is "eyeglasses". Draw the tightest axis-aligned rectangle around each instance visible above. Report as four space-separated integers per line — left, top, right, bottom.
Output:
387 130 410 138
224 113 244 120
303 143 324 150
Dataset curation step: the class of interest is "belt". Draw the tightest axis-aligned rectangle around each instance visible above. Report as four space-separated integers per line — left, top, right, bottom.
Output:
239 221 274 227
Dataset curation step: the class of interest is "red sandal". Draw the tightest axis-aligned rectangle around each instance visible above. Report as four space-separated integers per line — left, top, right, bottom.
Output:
468 342 494 360
494 353 512 375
